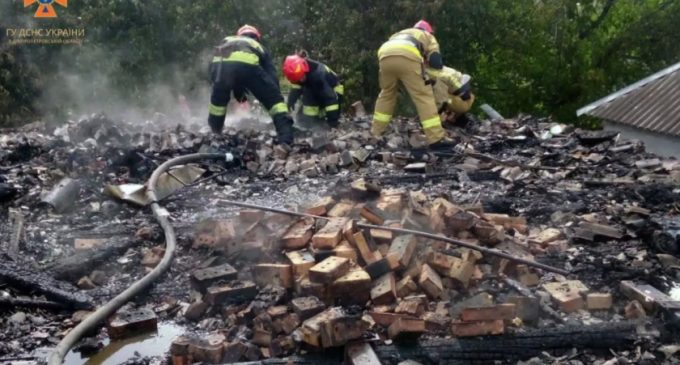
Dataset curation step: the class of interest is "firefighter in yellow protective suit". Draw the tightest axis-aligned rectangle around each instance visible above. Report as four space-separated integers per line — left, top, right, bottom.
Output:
371 20 447 146
431 66 475 123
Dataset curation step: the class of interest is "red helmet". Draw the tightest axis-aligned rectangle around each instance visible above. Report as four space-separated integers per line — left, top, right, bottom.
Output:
283 55 309 84
414 20 433 34
237 24 261 40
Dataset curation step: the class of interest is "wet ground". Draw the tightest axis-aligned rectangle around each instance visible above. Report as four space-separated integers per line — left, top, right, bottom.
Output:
63 323 183 365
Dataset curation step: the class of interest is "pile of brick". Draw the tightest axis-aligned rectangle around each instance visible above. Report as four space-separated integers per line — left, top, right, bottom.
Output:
165 178 640 364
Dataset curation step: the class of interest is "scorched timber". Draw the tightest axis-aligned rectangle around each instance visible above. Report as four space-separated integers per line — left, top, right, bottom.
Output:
48 238 137 281
374 321 637 364
0 260 93 309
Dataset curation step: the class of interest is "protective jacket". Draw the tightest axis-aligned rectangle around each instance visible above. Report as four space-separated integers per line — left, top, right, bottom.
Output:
430 66 474 114
207 35 293 144
287 59 343 127
377 28 443 71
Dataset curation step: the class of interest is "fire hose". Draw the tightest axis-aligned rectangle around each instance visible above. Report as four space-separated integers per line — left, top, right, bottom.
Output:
47 153 225 365
48 151 567 364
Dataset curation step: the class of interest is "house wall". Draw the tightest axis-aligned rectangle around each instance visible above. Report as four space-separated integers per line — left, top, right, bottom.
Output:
603 121 680 158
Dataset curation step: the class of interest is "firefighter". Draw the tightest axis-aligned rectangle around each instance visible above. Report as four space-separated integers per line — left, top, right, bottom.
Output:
207 25 294 144
431 66 475 123
371 20 447 146
282 54 343 128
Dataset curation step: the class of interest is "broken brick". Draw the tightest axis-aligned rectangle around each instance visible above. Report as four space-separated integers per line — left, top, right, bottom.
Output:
309 256 350 284
306 196 336 216
281 217 315 249
191 263 237 291
460 303 516 321
193 219 236 249
252 264 293 289
534 228 562 245
184 300 209 321
448 257 475 288
371 273 397 305
205 280 257 305
328 201 354 217
370 228 393 246
542 280 589 313
394 295 427 316
586 293 613 310
376 194 403 214
291 296 326 321
295 278 327 301
108 308 158 340
360 204 388 225
74 238 106 251
451 319 504 337
396 275 418 298
187 334 225 364
353 231 380 265
333 240 358 261
387 234 417 270
419 264 443 299
285 250 316 278
239 209 265 223
427 252 459 275
332 269 371 304
312 218 348 249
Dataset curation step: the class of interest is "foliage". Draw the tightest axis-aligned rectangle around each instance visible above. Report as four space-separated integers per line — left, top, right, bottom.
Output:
1 0 679 126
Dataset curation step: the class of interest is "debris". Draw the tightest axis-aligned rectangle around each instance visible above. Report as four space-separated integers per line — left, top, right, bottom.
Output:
107 308 158 339
624 300 647 319
205 280 257 304
292 296 326 321
451 319 504 337
619 281 680 312
346 342 380 365
350 101 367 118
586 293 613 311
191 263 238 290
40 178 80 213
542 280 589 313
460 303 516 321
252 264 293 289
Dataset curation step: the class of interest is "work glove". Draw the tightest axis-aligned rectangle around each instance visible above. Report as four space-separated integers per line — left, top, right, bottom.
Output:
455 81 471 100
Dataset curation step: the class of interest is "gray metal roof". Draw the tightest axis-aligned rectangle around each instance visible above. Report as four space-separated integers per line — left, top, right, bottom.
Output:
577 62 680 137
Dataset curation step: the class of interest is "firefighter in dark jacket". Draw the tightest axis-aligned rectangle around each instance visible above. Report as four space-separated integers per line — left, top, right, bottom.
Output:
207 25 294 144
282 54 344 128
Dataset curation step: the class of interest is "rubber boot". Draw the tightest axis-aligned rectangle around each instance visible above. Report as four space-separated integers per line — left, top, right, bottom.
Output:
273 115 294 145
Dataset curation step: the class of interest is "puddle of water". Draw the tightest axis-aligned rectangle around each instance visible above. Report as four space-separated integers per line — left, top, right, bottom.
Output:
63 323 184 365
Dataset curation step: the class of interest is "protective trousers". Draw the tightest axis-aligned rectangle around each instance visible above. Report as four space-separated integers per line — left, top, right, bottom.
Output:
209 62 294 144
371 56 445 145
446 93 475 114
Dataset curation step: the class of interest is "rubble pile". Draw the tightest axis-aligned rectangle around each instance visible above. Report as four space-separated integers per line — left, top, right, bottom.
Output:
1 111 680 364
